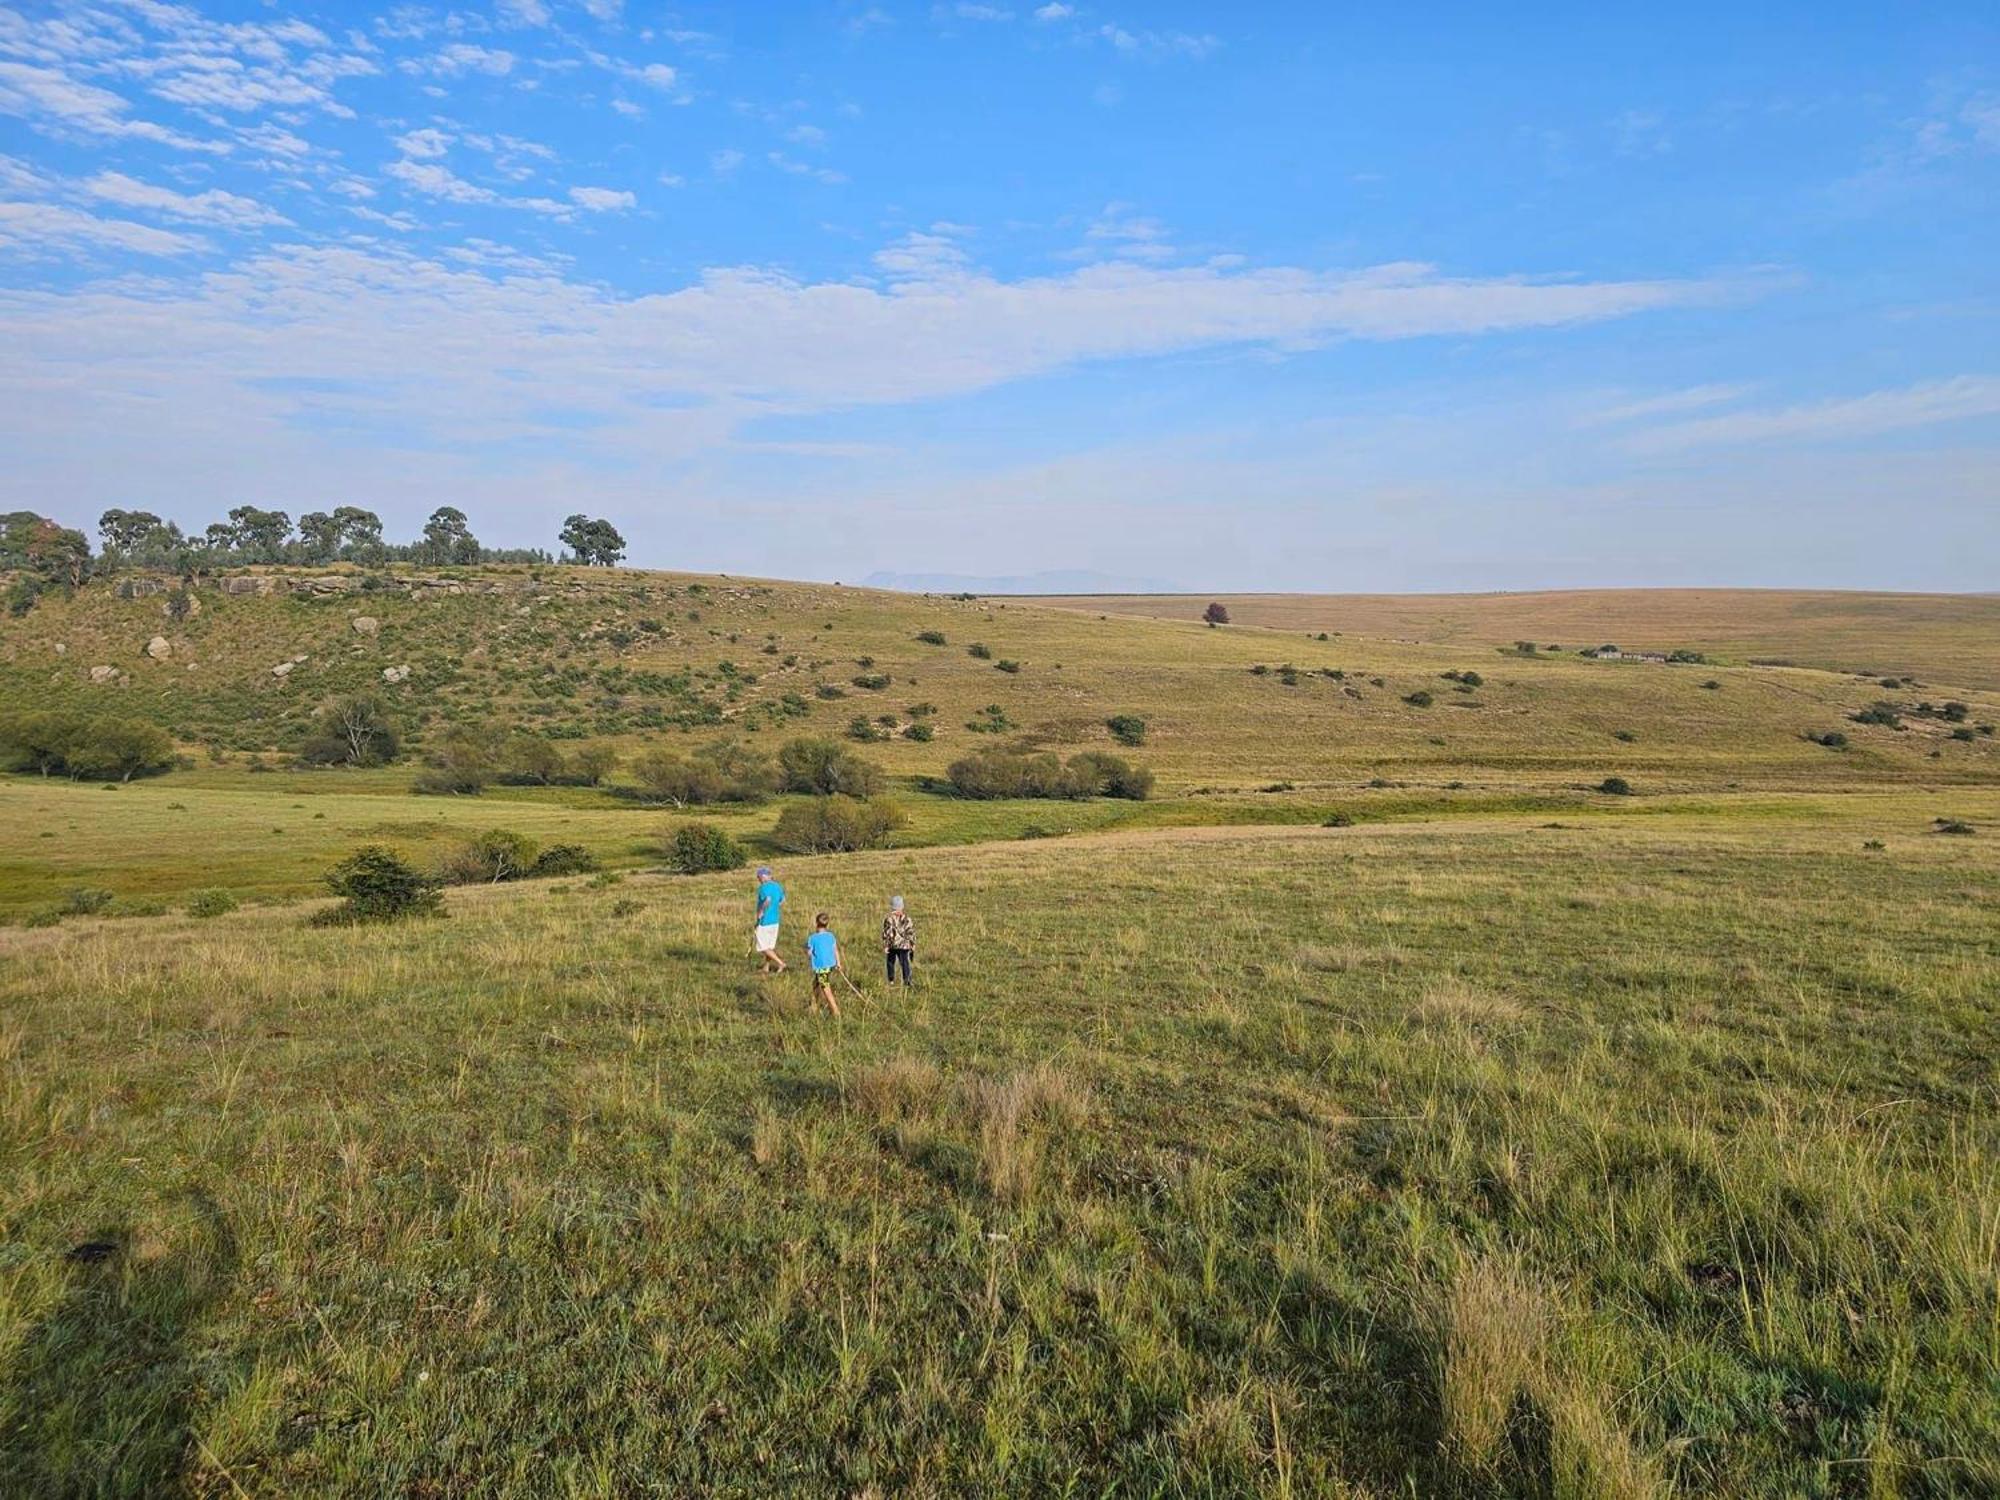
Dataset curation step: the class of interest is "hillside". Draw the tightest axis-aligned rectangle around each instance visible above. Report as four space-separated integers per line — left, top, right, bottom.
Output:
1024 588 2000 692
3 565 1999 917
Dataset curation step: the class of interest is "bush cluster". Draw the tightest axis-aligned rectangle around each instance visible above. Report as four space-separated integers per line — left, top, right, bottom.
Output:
631 740 773 805
946 748 1153 801
776 737 885 797
315 846 442 924
771 796 905 853
1106 714 1148 747
296 693 400 768
0 710 175 782
669 822 745 873
437 829 600 884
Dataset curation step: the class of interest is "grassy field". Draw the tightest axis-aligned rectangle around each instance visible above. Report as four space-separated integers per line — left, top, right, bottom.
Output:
2 567 1997 1495
2 805 1996 1496
1028 589 2000 692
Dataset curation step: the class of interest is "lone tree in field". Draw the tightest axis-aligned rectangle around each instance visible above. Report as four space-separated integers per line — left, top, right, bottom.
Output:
419 506 480 566
1203 602 1231 627
560 515 627 567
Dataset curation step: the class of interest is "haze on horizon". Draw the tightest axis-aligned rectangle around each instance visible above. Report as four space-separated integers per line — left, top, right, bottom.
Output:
1 1 1996 592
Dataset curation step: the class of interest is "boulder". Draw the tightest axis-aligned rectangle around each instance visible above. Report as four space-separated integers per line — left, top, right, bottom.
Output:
351 615 380 636
271 662 295 678
89 664 120 684
145 635 172 660
53 643 66 655
381 664 411 684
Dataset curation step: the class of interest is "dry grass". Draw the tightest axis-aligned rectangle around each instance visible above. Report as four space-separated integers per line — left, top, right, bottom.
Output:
1435 1256 1548 1471
1413 977 1525 1027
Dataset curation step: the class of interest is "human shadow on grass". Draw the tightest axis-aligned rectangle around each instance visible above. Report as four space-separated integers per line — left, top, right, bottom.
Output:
0 1190 237 1499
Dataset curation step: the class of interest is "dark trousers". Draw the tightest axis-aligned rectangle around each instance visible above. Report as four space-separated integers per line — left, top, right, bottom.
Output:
885 948 913 985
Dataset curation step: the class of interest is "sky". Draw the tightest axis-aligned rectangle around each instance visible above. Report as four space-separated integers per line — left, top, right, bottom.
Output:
1 1 1996 591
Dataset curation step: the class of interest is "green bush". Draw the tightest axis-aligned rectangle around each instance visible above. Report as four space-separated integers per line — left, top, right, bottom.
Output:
915 630 947 645
1851 703 1902 729
946 748 1154 801
631 741 773 805
1598 776 1633 796
1810 730 1849 749
669 822 745 873
994 659 1022 674
411 725 500 795
60 887 115 916
848 716 891 743
776 737 884 797
771 795 905 853
851 674 891 691
439 829 540 884
967 642 993 660
0 711 174 782
296 694 400 768
187 888 239 919
1403 690 1434 708
1106 714 1148 747
902 721 934 742
315 845 442 924
531 843 597 877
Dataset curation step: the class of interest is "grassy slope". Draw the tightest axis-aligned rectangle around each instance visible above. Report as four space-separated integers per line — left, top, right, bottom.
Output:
2 808 1995 1495
1027 588 2000 691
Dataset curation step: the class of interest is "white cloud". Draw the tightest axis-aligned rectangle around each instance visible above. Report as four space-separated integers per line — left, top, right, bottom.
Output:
710 148 744 174
569 186 635 211
768 152 847 185
1581 384 1752 426
416 44 516 77
1075 201 1174 261
1632 376 2000 450
386 157 497 203
786 124 828 148
583 0 625 18
497 0 553 26
611 98 645 119
0 60 226 153
0 152 51 196
1034 3 1075 18
0 200 207 257
83 171 290 229
948 4 1015 20
394 127 455 159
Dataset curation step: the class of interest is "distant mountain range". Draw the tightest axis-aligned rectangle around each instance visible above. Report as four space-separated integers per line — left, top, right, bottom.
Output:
860 569 1188 596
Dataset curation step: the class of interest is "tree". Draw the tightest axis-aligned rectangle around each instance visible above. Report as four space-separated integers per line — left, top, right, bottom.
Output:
411 724 502 795
420 506 479 566
98 509 170 556
572 744 618 786
1203 602 1231 627
2 512 92 610
775 737 883 797
63 718 175 782
331 506 385 561
226 505 292 563
0 710 88 776
298 694 400 767
560 514 626 567
297 511 341 564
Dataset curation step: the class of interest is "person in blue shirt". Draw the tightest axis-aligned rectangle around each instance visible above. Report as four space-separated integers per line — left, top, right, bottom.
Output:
752 866 786 974
804 912 843 1018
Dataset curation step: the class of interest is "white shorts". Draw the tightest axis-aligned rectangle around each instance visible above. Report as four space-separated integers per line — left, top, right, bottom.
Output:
754 923 781 953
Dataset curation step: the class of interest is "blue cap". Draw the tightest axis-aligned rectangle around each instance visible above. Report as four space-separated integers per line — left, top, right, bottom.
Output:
755 866 772 878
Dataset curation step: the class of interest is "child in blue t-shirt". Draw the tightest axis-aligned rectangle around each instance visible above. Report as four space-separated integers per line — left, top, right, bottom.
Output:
805 912 843 1018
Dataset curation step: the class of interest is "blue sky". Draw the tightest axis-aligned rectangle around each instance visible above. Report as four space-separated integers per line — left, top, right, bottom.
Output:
1 1 1996 589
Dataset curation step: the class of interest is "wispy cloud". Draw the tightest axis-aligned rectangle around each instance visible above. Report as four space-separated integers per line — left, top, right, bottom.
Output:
0 200 207 257
1632 376 2000 450
83 171 290 229
0 60 227 153
1581 383 1751 426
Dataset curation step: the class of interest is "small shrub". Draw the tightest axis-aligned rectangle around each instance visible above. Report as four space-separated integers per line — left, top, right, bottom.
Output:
1851 703 1902 728
316 845 442 924
915 630 947 646
669 822 745 873
1203 602 1230 626
994 659 1022 674
530 844 597 877
1598 776 1633 796
776 737 884 797
1933 818 1975 836
439 828 540 884
847 715 891 743
60 887 115 916
851 673 891 691
1809 730 1849 749
814 683 847 700
1404 690 1434 708
967 642 993 660
1323 812 1354 827
902 721 934 742
1106 714 1148 747
1862 839 1886 851
1613 729 1637 743
770 795 905 853
1701 679 1722 690
187 888 238 919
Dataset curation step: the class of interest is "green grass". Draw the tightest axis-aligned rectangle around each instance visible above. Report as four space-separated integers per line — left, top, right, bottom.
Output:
2 805 1996 1496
